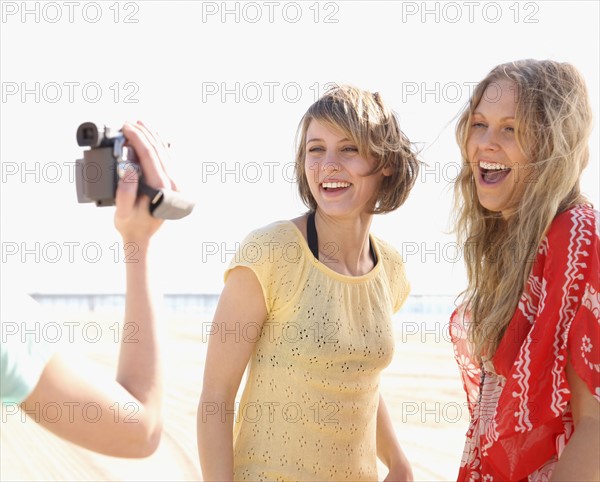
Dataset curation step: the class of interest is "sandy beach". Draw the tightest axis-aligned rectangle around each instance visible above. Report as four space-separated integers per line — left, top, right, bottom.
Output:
1 305 467 481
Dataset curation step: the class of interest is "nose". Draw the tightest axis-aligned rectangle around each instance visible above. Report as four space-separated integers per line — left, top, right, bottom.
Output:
478 127 500 151
322 150 341 173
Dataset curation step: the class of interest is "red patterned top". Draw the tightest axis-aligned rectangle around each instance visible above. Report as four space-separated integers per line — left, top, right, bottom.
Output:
450 205 600 481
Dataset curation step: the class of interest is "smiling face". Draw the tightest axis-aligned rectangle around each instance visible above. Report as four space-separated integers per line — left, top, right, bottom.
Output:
304 119 391 219
467 79 530 217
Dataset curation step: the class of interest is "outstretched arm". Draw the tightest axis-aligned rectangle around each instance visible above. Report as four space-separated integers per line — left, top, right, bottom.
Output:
20 121 176 457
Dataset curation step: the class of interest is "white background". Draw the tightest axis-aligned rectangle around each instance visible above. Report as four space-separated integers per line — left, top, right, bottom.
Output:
1 0 599 296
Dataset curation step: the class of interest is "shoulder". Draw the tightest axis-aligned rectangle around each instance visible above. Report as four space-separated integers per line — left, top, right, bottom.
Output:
538 205 599 268
226 220 307 284
371 234 405 272
227 220 308 313
233 220 306 269
371 234 410 311
239 220 303 248
546 205 599 244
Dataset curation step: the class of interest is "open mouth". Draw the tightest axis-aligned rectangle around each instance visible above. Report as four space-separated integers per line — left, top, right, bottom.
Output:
321 181 352 192
480 161 511 184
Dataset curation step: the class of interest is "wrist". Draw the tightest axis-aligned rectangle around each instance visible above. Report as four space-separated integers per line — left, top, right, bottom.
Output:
121 236 151 248
115 218 162 249
120 238 151 262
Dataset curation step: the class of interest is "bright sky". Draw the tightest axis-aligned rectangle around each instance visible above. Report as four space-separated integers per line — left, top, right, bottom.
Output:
1 0 598 296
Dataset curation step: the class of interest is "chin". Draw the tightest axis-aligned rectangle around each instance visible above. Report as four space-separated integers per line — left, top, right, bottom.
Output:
475 192 507 214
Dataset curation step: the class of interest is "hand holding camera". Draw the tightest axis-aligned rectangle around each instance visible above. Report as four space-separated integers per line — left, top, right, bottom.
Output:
75 121 194 239
115 121 177 242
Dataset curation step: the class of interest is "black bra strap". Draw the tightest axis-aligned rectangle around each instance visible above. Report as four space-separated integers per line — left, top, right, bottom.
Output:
307 211 377 264
370 238 378 265
307 211 319 260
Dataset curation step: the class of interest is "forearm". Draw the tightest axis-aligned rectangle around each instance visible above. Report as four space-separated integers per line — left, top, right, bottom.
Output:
550 415 600 481
116 239 162 423
197 392 235 481
15 237 163 457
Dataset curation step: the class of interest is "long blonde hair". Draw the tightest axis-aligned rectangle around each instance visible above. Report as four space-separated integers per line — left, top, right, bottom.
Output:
454 59 593 360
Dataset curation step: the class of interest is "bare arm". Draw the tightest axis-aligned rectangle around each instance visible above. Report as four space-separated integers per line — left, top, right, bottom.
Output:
197 266 267 481
549 361 600 481
20 121 175 457
377 393 414 481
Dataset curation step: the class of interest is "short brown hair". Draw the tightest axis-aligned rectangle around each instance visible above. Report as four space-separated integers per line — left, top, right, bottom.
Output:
294 85 420 214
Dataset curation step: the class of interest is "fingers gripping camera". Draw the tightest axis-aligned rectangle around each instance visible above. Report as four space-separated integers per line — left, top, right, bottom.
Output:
75 122 194 220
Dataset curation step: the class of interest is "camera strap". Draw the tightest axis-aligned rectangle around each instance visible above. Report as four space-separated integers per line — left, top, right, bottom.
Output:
138 182 164 206
138 182 195 220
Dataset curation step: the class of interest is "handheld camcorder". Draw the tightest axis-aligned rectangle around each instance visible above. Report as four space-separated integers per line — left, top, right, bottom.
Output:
75 122 194 219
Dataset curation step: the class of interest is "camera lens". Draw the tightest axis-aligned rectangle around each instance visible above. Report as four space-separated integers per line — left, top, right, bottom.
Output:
83 127 94 140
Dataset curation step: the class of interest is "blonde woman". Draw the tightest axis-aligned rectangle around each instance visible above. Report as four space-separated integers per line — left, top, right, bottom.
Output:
198 86 419 481
451 60 599 481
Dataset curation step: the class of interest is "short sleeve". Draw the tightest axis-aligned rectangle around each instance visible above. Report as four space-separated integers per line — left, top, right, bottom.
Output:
374 236 410 313
1 291 56 404
566 211 600 401
393 266 410 313
224 222 306 315
532 207 600 405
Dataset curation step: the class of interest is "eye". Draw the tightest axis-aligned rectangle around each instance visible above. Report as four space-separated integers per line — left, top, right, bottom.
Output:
503 126 515 133
308 146 324 153
341 146 359 152
471 122 486 129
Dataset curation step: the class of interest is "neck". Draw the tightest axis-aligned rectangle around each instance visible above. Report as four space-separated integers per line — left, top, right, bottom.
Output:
314 209 375 276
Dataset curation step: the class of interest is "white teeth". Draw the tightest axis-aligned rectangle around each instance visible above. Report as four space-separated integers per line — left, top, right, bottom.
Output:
322 182 351 189
480 161 509 171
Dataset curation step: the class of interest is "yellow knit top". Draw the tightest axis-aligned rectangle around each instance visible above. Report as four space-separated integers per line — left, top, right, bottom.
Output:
225 221 409 481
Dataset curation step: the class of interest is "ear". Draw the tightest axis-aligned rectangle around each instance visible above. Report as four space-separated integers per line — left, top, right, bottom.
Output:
382 166 393 177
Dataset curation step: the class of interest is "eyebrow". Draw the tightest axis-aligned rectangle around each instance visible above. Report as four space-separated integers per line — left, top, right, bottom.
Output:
306 137 351 144
473 111 515 121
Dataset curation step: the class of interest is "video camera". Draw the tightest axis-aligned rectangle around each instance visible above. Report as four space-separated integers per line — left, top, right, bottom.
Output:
75 122 194 219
